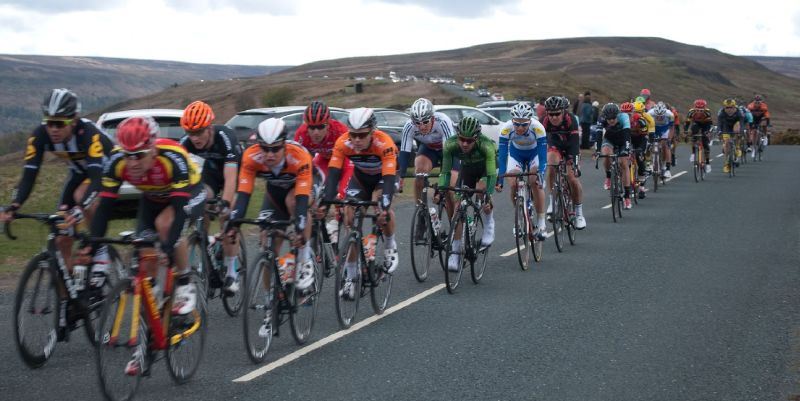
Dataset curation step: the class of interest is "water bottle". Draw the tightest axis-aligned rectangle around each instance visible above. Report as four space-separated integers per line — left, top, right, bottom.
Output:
429 207 441 235
73 264 87 291
278 253 296 284
363 234 377 262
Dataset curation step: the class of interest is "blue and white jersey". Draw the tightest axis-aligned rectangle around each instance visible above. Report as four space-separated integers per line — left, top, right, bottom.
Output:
398 111 454 172
647 108 675 128
497 119 547 176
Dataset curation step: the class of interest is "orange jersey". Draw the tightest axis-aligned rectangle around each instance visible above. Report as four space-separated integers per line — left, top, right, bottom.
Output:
329 130 398 176
747 101 770 120
237 141 313 197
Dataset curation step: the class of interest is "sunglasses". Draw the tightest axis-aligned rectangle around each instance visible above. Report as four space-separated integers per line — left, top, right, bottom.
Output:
43 118 73 128
413 119 431 126
457 137 476 144
186 128 207 137
308 123 328 131
548 112 563 117
349 130 371 139
259 144 284 154
512 121 530 128
123 149 150 160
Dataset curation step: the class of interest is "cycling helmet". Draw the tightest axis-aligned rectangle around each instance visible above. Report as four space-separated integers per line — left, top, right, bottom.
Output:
640 88 651 97
42 88 80 117
635 96 646 104
544 96 565 111
722 98 737 107
256 118 287 145
562 97 571 110
457 116 482 138
653 101 668 116
180 100 215 131
633 101 646 113
600 103 620 120
303 100 330 125
347 107 376 130
409 98 434 123
620 102 634 113
694 99 707 109
509 102 534 120
753 94 763 102
116 116 159 152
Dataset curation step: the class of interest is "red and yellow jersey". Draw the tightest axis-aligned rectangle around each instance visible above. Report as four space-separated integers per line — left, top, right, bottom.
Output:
329 130 397 176
686 108 713 124
631 112 655 135
237 141 313 197
746 101 770 120
101 138 200 200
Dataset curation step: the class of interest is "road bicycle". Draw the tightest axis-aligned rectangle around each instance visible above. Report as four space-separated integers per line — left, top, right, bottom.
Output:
548 156 577 252
595 153 625 222
691 133 707 182
6 212 124 369
647 134 665 192
438 186 490 294
722 133 736 178
408 173 449 282
499 171 543 270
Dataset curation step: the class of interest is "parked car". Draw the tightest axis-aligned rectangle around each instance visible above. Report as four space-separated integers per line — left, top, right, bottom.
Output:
225 106 349 145
476 100 531 109
353 108 407 146
433 105 502 142
480 107 512 123
476 88 491 97
490 93 505 101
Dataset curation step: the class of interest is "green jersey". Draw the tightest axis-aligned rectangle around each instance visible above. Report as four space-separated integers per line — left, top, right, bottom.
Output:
439 134 497 194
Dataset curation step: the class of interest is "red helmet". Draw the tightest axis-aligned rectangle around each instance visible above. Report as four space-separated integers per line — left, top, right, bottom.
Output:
640 88 651 97
181 100 215 131
620 102 634 113
694 99 707 109
303 101 330 125
117 116 159 151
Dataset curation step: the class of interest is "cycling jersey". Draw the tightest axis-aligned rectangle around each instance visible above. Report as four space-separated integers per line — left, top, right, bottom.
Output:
325 130 398 208
648 109 674 139
398 111 455 173
738 106 753 125
233 141 313 229
597 113 631 153
747 101 770 124
543 112 581 158
179 124 240 193
497 120 547 179
294 119 352 197
439 134 497 194
717 108 743 133
13 119 114 208
684 108 713 130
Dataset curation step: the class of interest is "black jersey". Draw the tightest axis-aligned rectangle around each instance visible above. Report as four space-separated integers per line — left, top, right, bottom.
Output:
179 125 240 192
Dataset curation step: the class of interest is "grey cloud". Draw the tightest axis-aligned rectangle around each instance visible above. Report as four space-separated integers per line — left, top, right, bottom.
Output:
378 0 520 18
163 0 296 15
0 0 124 12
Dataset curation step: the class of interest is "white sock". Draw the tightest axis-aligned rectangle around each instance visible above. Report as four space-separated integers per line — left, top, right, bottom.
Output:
344 261 358 280
537 213 546 229
547 195 553 209
452 239 462 252
483 210 494 227
225 256 238 279
299 244 311 263
575 203 583 216
384 234 397 250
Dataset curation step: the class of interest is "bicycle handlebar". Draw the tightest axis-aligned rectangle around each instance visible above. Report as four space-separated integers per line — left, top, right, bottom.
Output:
436 186 486 194
2 212 64 241
498 172 539 179
319 199 378 207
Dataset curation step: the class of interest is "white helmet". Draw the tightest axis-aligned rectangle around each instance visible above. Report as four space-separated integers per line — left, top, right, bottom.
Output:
256 118 287 145
409 98 434 123
653 101 668 116
510 102 533 120
348 107 376 130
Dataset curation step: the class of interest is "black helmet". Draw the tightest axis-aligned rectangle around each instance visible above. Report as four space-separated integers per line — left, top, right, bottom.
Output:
42 88 80 117
601 103 620 121
544 96 566 112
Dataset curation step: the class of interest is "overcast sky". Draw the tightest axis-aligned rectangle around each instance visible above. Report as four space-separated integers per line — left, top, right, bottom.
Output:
2 0 799 66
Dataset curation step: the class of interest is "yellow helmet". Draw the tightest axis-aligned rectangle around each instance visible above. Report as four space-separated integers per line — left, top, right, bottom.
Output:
633 101 645 113
722 98 737 107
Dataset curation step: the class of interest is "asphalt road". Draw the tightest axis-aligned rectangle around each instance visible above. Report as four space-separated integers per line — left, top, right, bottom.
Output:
1 144 798 401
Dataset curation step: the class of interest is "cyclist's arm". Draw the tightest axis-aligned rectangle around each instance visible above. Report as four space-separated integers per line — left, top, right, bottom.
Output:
79 132 112 209
323 140 346 202
397 121 415 175
230 150 257 221
379 141 398 208
12 132 46 207
533 122 548 175
482 139 498 195
438 140 454 188
293 151 313 231
644 113 656 134
89 155 123 241
497 127 511 180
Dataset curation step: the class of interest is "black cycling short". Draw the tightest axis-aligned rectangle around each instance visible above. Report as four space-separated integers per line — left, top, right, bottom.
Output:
456 163 487 189
345 170 383 202
547 133 580 158
135 186 205 236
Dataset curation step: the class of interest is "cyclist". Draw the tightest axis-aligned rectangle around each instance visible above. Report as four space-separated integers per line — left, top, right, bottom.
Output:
684 99 713 174
596 103 633 209
1 88 114 288
229 118 316 291
648 101 675 178
90 116 205 317
495 102 548 238
639 89 656 111
631 101 654 196
397 98 458 239
717 98 744 173
669 103 682 167
747 94 771 144
322 107 399 299
179 100 242 293
738 104 754 157
542 96 586 229
436 116 497 272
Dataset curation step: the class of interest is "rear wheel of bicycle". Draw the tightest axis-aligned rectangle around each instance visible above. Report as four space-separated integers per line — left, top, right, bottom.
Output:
409 206 432 282
334 237 362 329
290 249 321 345
552 189 565 252
513 199 531 271
14 253 59 369
693 149 700 182
222 231 247 317
444 211 465 294
369 234 393 314
166 271 207 384
95 278 141 401
243 255 273 364
470 209 487 284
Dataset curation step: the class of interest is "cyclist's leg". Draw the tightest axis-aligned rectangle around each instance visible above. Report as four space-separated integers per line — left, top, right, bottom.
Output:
55 172 84 275
505 154 524 204
563 135 584 226
369 180 399 272
660 126 672 173
528 157 547 232
283 187 317 288
546 146 561 214
413 145 436 203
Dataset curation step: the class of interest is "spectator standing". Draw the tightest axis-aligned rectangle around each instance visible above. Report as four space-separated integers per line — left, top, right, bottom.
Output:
579 92 594 149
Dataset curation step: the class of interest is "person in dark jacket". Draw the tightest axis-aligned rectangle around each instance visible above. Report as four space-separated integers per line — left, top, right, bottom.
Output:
579 92 594 149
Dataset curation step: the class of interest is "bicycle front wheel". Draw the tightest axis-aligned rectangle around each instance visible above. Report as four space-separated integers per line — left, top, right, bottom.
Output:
14 253 59 369
222 231 247 317
187 233 211 299
552 188 565 252
290 249 321 345
369 234 393 314
243 255 274 364
334 236 362 329
470 210 488 284
513 199 531 271
95 278 141 401
409 206 432 282
610 168 620 223
166 271 207 384
444 211 465 294
653 151 660 192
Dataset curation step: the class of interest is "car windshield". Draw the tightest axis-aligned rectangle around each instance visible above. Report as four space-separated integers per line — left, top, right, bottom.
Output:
462 109 493 124
226 113 271 130
375 111 409 127
486 109 511 122
103 117 184 140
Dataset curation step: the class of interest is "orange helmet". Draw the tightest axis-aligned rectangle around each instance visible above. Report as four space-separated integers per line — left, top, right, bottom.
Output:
181 100 215 131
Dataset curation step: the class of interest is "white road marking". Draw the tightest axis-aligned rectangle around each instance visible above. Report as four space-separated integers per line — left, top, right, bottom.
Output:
716 153 724 158
602 204 612 209
500 231 553 257
665 171 687 182
233 284 445 383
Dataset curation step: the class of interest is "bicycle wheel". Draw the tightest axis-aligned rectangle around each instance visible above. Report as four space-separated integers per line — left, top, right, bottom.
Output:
290 249 321 344
409 206 432 282
369 233 393 314
187 233 211 299
13 253 59 368
565 193 577 245
552 188 565 252
435 202 450 272
610 168 620 223
334 235 362 328
692 147 699 183
84 246 126 346
470 209 488 284
513 198 531 271
166 271 206 384
653 151 660 192
222 231 247 317
243 254 273 364
444 210 465 294
95 278 141 401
